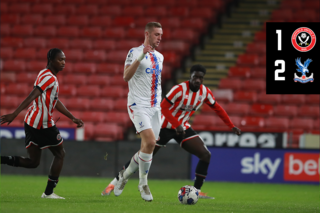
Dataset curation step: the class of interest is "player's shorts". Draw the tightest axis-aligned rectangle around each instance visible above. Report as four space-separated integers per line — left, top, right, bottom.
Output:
127 104 161 140
156 127 201 147
24 122 63 149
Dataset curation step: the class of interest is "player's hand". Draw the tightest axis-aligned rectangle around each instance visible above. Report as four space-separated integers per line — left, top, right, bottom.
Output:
175 125 185 138
143 45 152 54
0 113 17 125
232 126 241 135
72 118 84 128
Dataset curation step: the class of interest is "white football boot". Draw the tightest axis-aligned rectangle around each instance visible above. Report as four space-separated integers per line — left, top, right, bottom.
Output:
114 170 128 196
41 192 65 199
138 185 153 202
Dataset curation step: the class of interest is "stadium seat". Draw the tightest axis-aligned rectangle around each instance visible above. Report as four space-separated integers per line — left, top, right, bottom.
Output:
47 38 69 49
44 15 66 25
145 7 167 17
81 111 105 123
106 112 131 127
271 9 293 21
58 26 79 38
264 117 289 130
26 60 47 72
3 60 26 72
109 75 128 87
15 109 29 122
212 89 233 103
62 49 83 61
219 78 242 90
192 115 217 130
116 40 140 51
6 83 30 96
250 104 273 117
83 50 106 62
64 0 85 3
257 92 281 104
0 24 10 37
11 25 33 37
135 17 157 28
290 118 313 130
176 0 197 7
159 17 181 29
69 39 92 49
34 25 56 37
280 0 302 10
77 85 100 97
83 122 95 140
172 29 197 43
93 39 116 50
225 102 250 116
106 51 127 63
87 75 110 86
89 16 112 27
0 2 8 13
104 28 125 39
200 103 213 114
59 85 77 97
258 55 266 66
101 86 126 98
21 14 43 25
233 91 257 103
228 67 251 78
114 98 128 112
23 38 47 48
0 47 13 59
108 0 131 5
31 4 53 14
273 105 298 118
157 0 176 6
90 98 114 111
250 67 266 79
237 54 259 66
295 9 317 22
162 51 180 67
93 123 123 141
241 79 265 91
297 106 319 118
161 41 189 54
281 95 305 105
99 5 122 16
16 73 38 84
96 63 122 75
0 72 16 83
81 27 102 38
246 42 266 54
0 96 19 109
131 0 154 6
254 31 266 42
67 15 89 26
123 6 144 16
9 3 30 13
62 62 74 73
190 8 217 22
170 7 189 17
305 95 320 105
76 5 98 15
240 116 265 129
181 18 206 32
53 4 76 15
66 97 90 110
1 14 20 25
304 0 320 10
314 118 320 131
1 37 23 48
73 62 96 74
113 17 135 27
64 74 87 85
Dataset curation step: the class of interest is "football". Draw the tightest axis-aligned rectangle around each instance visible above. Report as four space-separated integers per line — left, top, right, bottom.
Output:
178 185 199 205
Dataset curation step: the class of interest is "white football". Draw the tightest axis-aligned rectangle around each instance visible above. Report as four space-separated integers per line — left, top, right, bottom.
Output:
178 185 199 205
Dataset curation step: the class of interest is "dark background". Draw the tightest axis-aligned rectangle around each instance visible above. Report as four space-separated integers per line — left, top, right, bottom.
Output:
266 22 320 94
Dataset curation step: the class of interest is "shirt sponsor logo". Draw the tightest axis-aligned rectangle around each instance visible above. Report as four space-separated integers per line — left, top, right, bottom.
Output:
145 68 162 75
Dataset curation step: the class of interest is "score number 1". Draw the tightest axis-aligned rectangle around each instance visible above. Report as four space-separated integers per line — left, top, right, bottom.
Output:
275 30 285 81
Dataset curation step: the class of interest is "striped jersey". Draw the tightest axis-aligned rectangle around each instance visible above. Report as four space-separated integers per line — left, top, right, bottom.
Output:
24 69 59 129
125 44 163 108
161 81 215 130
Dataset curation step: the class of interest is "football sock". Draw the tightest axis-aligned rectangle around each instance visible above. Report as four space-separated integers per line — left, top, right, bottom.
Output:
123 152 139 180
110 178 117 185
44 176 59 195
194 160 209 189
1 156 20 167
138 152 152 186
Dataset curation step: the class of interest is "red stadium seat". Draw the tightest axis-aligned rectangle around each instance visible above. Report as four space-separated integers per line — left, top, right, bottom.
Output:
64 74 87 85
58 26 79 38
250 67 266 79
219 78 242 90
200 0 224 10
53 4 76 15
34 25 56 37
250 104 273 117
192 115 217 130
172 29 197 43
67 15 89 26
44 15 66 25
3 60 26 72
305 95 320 105
90 98 114 111
240 116 265 129
16 73 37 84
297 106 319 118
271 9 293 21
126 28 145 39
237 54 259 66
76 5 98 15
93 123 123 141
258 55 266 66
0 2 8 13
170 7 189 17
246 42 266 54
106 51 127 63
26 61 47 72
11 25 33 37
106 112 131 127
0 96 19 109
176 0 197 7
63 49 83 61
290 118 314 130
104 28 125 39
295 9 317 22
31 4 53 14
59 85 77 97
64 0 85 3
0 24 10 37
225 102 250 116
215 115 241 130
242 79 265 91
114 98 128 112
87 75 110 86
314 118 320 131
257 93 281 104
145 7 167 17
0 47 13 59
109 75 128 87
282 95 305 105
123 6 144 16
21 14 43 25
190 8 217 22
69 39 92 49
116 40 140 51
23 38 46 48
1 14 20 25
93 39 116 50
264 117 289 130
162 51 180 67
96 63 122 75
99 5 122 16
1 37 23 48
83 50 106 62
84 122 94 140
6 83 30 96
181 18 207 31
9 3 30 13
131 0 154 6
304 0 320 10
113 17 135 27
0 72 16 83
135 17 157 28
159 17 180 29
280 0 302 10
162 41 189 54
212 89 233 103
73 62 96 74
47 38 69 49
234 91 257 103
157 0 176 6
66 97 90 110
101 86 126 98
254 31 266 42
89 16 112 27
273 105 298 118
228 67 251 78
81 111 105 123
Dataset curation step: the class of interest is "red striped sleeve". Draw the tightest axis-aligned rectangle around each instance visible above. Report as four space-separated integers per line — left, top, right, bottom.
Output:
161 98 180 128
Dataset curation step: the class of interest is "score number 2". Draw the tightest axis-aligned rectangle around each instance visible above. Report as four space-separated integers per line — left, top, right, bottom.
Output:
275 30 285 81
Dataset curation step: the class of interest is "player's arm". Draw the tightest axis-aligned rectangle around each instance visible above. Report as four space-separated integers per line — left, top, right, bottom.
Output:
55 100 84 127
0 87 42 125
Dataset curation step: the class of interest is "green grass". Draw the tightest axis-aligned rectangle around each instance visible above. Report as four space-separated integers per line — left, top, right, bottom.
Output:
0 175 319 213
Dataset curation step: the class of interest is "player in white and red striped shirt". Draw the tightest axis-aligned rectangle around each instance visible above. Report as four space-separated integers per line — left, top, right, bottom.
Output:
1 48 84 199
106 64 241 199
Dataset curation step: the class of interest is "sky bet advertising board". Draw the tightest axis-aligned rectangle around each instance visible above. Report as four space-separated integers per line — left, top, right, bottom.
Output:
191 148 319 184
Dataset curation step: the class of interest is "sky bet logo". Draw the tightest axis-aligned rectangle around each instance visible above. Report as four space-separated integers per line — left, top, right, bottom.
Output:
145 68 162 75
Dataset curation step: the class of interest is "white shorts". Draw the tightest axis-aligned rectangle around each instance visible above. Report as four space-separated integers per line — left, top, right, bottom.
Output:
128 104 161 140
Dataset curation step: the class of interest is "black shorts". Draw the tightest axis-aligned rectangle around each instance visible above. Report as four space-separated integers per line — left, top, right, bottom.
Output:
156 127 200 147
24 122 63 149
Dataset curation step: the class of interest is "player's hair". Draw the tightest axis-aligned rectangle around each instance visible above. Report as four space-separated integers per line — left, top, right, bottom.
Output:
190 64 206 75
47 48 63 66
145 22 162 32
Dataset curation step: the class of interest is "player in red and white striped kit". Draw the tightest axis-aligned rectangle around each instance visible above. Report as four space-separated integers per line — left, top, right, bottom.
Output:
103 64 241 199
1 48 84 199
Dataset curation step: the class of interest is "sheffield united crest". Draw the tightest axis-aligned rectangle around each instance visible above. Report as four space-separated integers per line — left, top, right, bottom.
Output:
291 27 316 52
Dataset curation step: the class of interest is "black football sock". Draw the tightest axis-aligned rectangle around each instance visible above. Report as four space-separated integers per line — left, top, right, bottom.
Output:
44 176 59 195
1 156 20 167
194 160 209 190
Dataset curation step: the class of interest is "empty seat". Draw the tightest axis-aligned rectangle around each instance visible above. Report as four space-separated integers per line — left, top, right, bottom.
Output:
212 89 233 103
225 102 250 116
73 62 96 74
250 67 266 79
59 85 77 97
1 96 19 108
104 28 125 39
172 29 197 43
162 51 180 67
254 31 266 41
282 95 305 105
58 26 79 38
34 25 56 37
66 97 90 110
122 6 144 16
1 14 20 25
62 62 74 73
257 93 281 104
9 3 30 13
181 17 206 31
297 106 319 118
192 115 216 130
237 54 259 66
106 112 131 127
67 15 89 26
240 116 265 129
77 85 100 97
280 0 302 10
170 6 189 17
81 111 105 123
69 39 92 49
265 117 289 130
63 49 83 61
76 5 98 15
135 17 157 28
0 47 13 59
47 38 69 49
201 103 214 114
228 66 251 78
219 78 242 90
250 104 273 117
16 73 37 84
99 5 122 16
0 2 8 13
87 75 110 86
159 17 180 29
101 86 126 98
44 15 66 25
89 16 111 27
116 40 140 50
3 60 26 72
109 75 128 87
234 91 257 103
190 8 217 21
271 9 293 21
53 4 76 14
114 98 128 112
1 37 23 48
290 118 313 130
0 72 16 83
314 118 320 131
31 4 53 14
273 105 298 117
90 98 114 111
64 74 87 85
145 6 167 17
305 95 320 105
26 61 47 72
157 0 176 6
295 9 317 22
21 14 43 25
93 123 123 141
6 83 30 96
83 50 106 62
258 55 266 66
106 51 127 63
126 28 144 39
113 17 134 27
246 42 266 54
23 38 46 48
96 63 122 75
304 0 320 10
93 39 116 50
242 79 265 91
64 0 85 3
11 25 33 37
0 24 10 37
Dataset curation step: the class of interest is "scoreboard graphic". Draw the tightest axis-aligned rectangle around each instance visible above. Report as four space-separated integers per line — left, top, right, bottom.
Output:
266 22 320 94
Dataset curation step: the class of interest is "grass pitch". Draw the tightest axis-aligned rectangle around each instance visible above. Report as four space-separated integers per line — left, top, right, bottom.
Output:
0 175 318 213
